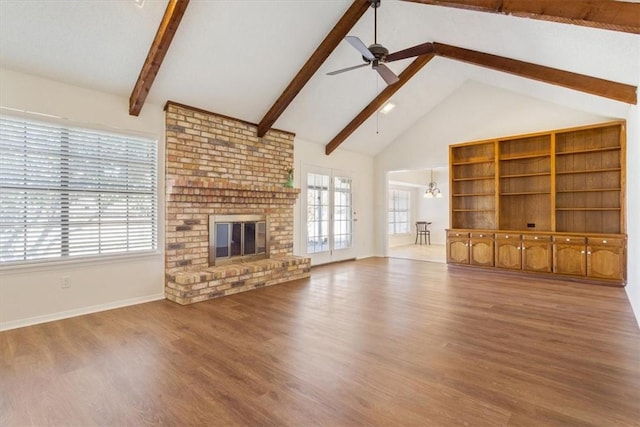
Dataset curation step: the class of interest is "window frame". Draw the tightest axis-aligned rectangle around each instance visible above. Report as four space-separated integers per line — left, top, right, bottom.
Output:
388 187 412 235
0 111 160 269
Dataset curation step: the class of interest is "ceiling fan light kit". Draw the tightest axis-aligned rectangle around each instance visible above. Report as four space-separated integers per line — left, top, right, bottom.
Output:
327 0 434 86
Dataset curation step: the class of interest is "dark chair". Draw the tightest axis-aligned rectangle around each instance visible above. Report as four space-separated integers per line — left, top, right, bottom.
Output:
415 221 431 245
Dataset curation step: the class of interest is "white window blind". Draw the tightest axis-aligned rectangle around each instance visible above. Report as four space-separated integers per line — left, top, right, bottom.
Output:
0 115 158 264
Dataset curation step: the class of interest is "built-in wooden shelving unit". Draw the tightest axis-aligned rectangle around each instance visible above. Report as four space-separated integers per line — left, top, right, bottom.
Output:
447 121 626 285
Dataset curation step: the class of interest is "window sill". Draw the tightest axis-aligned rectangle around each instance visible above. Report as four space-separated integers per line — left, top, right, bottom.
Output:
0 250 162 274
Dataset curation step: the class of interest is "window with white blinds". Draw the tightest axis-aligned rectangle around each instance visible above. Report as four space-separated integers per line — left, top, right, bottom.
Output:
0 115 158 264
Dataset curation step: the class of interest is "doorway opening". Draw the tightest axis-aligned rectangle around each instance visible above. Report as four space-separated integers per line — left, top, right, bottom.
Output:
386 168 448 263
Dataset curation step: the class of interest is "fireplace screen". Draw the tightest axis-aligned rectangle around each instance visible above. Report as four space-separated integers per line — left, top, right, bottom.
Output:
209 215 267 266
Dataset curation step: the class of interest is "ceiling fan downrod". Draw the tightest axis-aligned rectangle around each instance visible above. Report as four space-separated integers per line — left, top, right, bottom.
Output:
371 0 380 44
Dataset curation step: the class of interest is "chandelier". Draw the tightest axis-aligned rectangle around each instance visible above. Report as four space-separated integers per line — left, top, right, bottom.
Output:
424 169 442 198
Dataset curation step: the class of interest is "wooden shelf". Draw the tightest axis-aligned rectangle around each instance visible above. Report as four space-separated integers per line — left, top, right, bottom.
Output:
452 176 495 182
556 146 621 156
556 188 621 193
452 159 494 166
556 167 621 175
452 193 495 197
501 192 551 196
500 172 551 178
453 209 496 212
557 207 621 212
499 153 550 161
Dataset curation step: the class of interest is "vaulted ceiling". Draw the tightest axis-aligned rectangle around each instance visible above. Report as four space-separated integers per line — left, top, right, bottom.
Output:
0 0 638 156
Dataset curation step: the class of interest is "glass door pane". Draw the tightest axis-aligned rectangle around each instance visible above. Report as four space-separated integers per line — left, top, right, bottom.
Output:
333 176 353 250
306 172 330 254
303 167 355 265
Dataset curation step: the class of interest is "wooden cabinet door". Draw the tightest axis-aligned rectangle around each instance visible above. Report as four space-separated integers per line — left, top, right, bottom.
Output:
523 241 552 273
553 244 586 276
447 237 469 264
495 239 521 269
470 238 494 267
587 245 624 281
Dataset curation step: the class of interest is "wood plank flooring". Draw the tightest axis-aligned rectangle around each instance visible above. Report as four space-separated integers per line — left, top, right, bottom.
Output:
1 258 639 426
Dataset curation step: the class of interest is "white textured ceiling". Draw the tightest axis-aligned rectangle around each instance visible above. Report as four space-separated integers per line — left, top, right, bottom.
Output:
0 0 638 155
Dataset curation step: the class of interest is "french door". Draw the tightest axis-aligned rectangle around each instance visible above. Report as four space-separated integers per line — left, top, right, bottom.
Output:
303 166 355 265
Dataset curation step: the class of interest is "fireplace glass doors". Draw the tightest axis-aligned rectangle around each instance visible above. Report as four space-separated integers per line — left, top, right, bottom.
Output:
209 214 267 266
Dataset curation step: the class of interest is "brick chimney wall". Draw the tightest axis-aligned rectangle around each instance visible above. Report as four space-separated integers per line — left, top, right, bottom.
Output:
164 102 309 304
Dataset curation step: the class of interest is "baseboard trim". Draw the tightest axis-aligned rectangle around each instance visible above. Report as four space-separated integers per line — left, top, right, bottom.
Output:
0 293 166 331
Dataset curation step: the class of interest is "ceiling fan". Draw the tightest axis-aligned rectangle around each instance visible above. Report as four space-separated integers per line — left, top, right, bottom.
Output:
327 0 435 85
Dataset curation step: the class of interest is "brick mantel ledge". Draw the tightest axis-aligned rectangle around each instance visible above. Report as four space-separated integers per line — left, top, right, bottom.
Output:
166 177 300 204
167 177 299 194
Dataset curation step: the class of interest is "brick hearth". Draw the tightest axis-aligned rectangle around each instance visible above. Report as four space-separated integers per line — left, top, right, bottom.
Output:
164 102 310 305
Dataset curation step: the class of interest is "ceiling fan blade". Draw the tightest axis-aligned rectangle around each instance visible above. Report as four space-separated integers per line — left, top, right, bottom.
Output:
326 63 370 76
345 36 375 61
385 42 435 62
375 63 399 85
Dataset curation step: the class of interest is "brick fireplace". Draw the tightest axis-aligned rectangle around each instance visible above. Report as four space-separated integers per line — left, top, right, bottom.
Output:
164 102 310 305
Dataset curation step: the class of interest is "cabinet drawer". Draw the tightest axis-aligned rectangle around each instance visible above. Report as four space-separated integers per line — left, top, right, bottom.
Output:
553 236 586 244
587 237 624 247
495 233 520 240
523 235 551 242
470 232 493 239
448 231 469 238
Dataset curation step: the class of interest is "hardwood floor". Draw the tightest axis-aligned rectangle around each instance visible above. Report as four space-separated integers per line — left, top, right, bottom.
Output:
1 258 639 426
388 243 447 263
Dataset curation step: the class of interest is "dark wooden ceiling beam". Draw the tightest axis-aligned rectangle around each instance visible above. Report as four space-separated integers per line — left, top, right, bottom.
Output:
400 0 640 34
325 53 436 155
434 43 637 104
257 0 371 137
129 0 190 116
325 43 636 154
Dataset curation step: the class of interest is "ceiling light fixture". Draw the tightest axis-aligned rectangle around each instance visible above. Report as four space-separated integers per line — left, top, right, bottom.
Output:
379 102 395 114
424 169 443 198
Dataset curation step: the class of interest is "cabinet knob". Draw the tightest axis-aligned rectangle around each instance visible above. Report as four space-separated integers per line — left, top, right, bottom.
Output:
566 238 571 242
581 250 585 254
587 251 592 255
517 246 521 250
456 233 460 237
479 234 484 237
506 236 509 239
522 247 526 251
534 236 538 240
603 240 607 244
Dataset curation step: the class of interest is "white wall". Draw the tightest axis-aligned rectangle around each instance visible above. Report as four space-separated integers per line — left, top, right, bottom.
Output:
373 80 640 327
0 68 166 330
624 52 640 327
293 138 375 261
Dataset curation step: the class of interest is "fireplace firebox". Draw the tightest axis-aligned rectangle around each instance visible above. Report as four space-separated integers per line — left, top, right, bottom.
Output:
209 214 268 266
